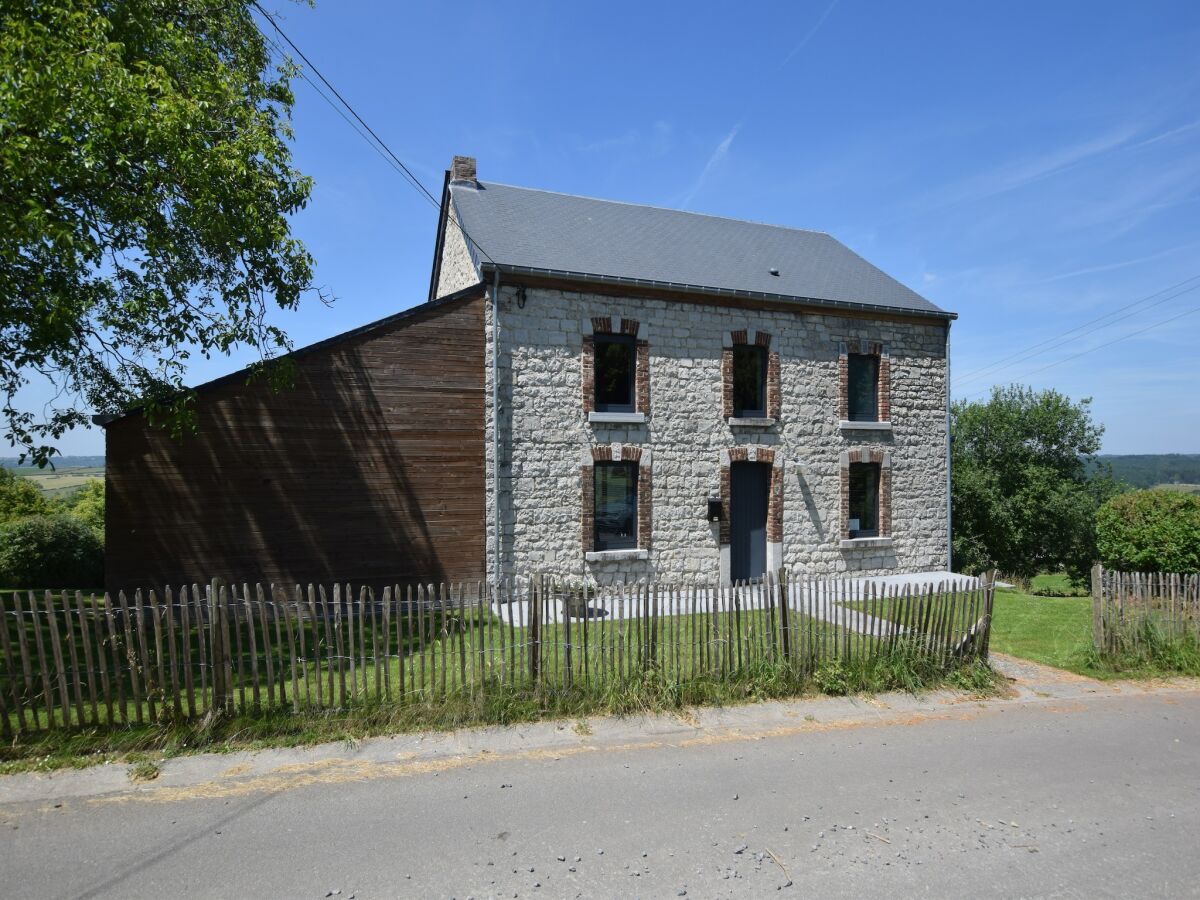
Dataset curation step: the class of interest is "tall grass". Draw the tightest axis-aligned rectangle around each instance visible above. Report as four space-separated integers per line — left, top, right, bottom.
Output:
1086 615 1200 677
0 636 1000 774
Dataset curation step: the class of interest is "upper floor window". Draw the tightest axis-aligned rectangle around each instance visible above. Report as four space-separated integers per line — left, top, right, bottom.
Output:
847 462 880 538
594 461 638 550
847 353 879 422
594 334 636 412
732 345 767 418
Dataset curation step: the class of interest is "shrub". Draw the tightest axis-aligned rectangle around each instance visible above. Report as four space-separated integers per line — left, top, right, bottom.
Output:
0 514 104 589
55 479 104 540
1096 490 1200 573
0 467 49 524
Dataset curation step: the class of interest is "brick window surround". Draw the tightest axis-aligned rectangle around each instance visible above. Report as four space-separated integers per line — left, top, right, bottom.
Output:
838 448 892 540
718 446 783 546
582 317 650 416
581 444 652 554
837 340 891 423
722 330 781 420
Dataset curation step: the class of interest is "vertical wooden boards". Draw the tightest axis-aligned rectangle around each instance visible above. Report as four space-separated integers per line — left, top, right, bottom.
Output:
11 593 39 728
256 584 275 709
192 584 208 713
281 586 300 712
179 587 195 717
0 592 27 731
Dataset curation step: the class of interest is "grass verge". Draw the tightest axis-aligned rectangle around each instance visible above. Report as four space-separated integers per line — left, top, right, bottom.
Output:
0 646 1001 776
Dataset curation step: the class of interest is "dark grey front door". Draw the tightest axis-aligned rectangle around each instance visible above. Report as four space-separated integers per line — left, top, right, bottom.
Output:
730 461 770 582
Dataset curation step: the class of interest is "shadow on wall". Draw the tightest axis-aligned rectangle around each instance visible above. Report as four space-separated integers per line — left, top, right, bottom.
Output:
105 297 486 594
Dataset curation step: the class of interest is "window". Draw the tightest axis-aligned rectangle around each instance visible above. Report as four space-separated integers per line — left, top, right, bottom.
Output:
594 335 636 412
847 353 879 422
848 462 879 538
732 345 767 417
594 462 638 550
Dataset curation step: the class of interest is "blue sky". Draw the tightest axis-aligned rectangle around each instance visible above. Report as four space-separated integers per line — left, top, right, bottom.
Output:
46 0 1200 455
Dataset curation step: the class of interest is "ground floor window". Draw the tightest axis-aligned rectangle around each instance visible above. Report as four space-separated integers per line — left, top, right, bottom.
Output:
594 461 638 550
848 462 879 538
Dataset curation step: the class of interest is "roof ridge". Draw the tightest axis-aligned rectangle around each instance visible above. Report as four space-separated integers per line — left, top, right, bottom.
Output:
466 180 834 238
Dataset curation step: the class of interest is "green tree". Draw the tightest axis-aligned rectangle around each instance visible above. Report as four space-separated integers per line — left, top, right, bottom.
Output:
55 478 105 539
1 0 320 467
1096 490 1200 573
0 467 49 523
951 386 1116 582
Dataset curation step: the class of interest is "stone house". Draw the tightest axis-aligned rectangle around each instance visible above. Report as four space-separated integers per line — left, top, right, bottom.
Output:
98 155 955 591
432 156 955 585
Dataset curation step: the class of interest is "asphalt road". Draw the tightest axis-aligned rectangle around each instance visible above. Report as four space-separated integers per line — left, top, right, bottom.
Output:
2 680 1199 898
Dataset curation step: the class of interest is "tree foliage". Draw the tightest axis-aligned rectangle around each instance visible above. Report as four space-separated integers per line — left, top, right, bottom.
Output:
0 467 49 523
0 513 104 588
1096 490 1200 574
951 386 1116 582
1 0 319 466
54 478 105 538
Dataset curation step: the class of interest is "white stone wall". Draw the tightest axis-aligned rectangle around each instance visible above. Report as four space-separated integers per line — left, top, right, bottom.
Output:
433 205 480 299
482 284 950 584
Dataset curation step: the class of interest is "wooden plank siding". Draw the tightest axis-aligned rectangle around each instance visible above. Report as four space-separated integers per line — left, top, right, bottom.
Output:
104 291 487 592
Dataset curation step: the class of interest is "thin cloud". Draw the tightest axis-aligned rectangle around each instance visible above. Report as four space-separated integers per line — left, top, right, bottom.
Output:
1038 240 1200 284
779 0 842 69
680 125 741 208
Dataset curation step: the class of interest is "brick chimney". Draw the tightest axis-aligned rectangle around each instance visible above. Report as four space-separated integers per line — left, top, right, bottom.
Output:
450 155 477 186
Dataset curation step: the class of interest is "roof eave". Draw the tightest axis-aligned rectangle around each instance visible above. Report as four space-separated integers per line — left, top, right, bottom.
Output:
481 263 957 321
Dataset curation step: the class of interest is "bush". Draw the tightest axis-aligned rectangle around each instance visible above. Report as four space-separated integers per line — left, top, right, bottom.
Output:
0 467 49 524
1096 490 1200 573
54 479 104 540
0 514 104 589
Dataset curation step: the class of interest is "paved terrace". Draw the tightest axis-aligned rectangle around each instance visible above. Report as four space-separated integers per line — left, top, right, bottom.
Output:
490 571 981 636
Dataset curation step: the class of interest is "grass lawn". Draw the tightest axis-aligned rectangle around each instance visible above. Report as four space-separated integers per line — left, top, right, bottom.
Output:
990 587 1200 680
989 589 1093 672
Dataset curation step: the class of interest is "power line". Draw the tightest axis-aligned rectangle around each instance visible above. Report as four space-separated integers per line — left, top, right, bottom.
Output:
952 272 1200 388
250 2 495 265
960 302 1200 400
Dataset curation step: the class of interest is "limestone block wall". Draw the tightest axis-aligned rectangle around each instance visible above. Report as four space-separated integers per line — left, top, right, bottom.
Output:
482 284 950 584
433 205 480 299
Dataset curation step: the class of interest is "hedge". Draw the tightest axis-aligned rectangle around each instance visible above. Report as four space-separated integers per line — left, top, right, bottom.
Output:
1096 490 1200 573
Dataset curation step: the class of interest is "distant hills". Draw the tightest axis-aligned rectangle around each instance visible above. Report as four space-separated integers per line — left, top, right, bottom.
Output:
1 455 105 470
1097 454 1200 490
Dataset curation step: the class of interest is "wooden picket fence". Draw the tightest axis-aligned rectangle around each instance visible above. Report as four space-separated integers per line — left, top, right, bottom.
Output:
1091 564 1200 653
0 572 995 737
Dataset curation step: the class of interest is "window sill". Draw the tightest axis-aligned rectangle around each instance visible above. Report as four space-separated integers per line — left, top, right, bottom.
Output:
839 537 893 550
727 417 777 428
588 411 646 425
839 420 892 432
585 549 649 562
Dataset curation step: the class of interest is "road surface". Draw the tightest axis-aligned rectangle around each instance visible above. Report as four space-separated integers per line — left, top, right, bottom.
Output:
2 661 1198 898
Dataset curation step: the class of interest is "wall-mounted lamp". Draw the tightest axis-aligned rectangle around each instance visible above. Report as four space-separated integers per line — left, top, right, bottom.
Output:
706 497 723 522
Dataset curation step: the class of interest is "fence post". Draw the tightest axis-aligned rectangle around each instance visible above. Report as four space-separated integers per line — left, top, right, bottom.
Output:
980 570 996 660
1091 563 1104 652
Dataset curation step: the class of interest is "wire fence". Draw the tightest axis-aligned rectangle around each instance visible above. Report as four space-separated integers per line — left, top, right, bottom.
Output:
1092 564 1200 653
0 572 995 736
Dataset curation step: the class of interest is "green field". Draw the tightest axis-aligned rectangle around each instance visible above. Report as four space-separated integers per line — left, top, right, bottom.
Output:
1152 483 1200 495
9 465 103 497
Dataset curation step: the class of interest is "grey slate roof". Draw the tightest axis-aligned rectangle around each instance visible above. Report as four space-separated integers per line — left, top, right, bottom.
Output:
450 181 952 318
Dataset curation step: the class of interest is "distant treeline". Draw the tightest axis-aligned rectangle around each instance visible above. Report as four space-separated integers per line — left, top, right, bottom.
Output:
0 455 105 470
1095 454 1200 489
